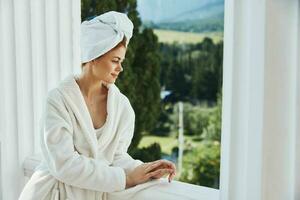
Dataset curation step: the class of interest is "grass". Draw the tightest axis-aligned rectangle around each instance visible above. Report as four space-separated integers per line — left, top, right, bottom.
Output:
153 29 223 44
138 135 177 155
138 135 203 155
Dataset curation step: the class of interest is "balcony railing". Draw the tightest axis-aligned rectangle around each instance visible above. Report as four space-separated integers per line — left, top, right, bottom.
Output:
23 155 219 200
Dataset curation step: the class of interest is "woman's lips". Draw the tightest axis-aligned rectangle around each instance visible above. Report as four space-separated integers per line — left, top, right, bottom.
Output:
111 73 118 78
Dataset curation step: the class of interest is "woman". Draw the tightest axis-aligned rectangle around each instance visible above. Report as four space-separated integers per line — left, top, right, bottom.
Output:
19 11 182 200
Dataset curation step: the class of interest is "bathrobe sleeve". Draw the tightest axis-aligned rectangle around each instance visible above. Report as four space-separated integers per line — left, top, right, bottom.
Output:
40 94 126 192
112 96 143 174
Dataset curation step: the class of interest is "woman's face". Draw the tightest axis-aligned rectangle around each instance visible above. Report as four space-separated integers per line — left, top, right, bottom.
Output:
89 44 126 84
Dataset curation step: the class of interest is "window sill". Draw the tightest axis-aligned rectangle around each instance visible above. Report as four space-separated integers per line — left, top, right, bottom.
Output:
23 155 219 199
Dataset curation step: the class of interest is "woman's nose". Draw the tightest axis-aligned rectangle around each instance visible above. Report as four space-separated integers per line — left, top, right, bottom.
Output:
117 64 123 72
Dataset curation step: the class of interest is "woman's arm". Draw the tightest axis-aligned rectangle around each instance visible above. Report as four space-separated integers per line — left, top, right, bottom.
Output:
112 97 143 173
112 96 176 187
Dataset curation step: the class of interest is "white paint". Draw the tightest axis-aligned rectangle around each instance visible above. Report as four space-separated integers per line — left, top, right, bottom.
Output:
178 102 184 174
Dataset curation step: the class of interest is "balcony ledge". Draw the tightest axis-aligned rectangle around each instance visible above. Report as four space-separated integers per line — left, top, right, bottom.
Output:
23 155 219 200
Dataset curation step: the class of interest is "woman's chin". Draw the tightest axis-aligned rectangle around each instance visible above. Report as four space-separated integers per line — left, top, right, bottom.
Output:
101 75 117 84
110 77 118 83
105 79 116 84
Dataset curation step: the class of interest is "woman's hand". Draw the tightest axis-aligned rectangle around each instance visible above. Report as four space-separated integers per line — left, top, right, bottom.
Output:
149 159 176 182
125 160 176 188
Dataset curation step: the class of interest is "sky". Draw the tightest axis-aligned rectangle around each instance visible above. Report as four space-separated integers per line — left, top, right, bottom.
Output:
137 0 223 23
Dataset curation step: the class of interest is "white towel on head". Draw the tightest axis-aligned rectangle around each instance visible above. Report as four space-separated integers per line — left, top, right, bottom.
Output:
81 11 134 63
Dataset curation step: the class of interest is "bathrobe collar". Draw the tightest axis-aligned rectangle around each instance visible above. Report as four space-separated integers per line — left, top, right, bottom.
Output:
56 75 124 158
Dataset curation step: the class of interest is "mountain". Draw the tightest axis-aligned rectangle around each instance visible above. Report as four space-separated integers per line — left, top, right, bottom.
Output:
160 1 224 23
137 0 224 33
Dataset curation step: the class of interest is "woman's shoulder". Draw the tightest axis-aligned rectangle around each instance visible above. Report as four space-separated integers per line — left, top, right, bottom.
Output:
45 88 65 109
110 83 130 104
46 75 77 103
120 92 130 105
119 93 135 117
118 90 132 109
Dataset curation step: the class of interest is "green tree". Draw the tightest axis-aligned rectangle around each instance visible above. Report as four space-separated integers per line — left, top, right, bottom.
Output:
159 38 223 104
126 28 161 150
202 92 222 141
130 143 162 162
182 103 212 136
180 141 220 189
191 38 220 102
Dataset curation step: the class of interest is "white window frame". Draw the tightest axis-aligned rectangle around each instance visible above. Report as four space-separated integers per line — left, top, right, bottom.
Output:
220 0 300 199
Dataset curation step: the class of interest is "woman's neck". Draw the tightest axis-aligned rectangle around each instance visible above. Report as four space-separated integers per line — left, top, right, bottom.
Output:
75 73 107 101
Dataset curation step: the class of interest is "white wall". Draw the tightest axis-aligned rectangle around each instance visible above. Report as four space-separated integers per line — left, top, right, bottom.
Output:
0 0 81 199
220 0 300 199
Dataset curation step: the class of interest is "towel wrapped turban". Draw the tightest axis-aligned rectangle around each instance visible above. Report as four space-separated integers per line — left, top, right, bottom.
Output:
81 11 134 63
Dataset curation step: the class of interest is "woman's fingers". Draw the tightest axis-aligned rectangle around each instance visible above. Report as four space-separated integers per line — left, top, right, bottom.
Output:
144 160 165 173
144 160 177 182
162 160 176 171
149 159 176 171
144 161 162 173
155 159 176 169
148 168 174 179
168 171 176 182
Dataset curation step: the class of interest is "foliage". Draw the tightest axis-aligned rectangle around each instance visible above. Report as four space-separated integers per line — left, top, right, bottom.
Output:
182 103 213 136
135 97 222 188
154 100 218 138
179 93 222 188
130 143 162 162
179 141 220 189
127 28 161 149
160 38 223 103
201 92 222 141
151 102 173 136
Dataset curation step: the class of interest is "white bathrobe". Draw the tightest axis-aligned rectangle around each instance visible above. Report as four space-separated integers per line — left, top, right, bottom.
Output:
19 75 204 200
19 74 146 199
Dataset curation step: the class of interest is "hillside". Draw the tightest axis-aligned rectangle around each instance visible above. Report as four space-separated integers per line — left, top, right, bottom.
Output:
153 29 223 44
